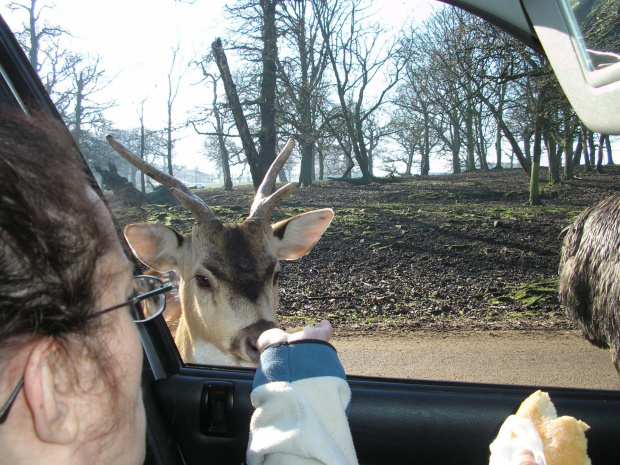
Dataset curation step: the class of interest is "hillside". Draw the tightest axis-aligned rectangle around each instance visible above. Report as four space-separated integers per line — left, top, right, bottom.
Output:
111 165 620 335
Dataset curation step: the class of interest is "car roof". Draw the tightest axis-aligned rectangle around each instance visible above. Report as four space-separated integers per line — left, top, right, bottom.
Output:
444 0 620 134
441 0 541 53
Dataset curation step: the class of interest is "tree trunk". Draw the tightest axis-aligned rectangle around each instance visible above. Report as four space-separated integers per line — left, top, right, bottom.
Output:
258 0 279 176
299 141 314 187
452 147 461 174
476 109 489 170
297 89 314 185
573 133 582 166
596 133 605 172
582 128 592 172
210 78 233 191
605 135 614 165
587 131 596 167
530 118 543 205
562 108 574 180
212 38 263 189
523 131 532 163
479 92 530 176
564 133 574 180
420 150 430 176
73 72 84 150
495 122 503 169
342 149 354 179
465 103 476 171
544 132 561 184
139 119 146 194
421 111 430 176
217 131 233 191
167 106 173 176
406 140 414 176
352 117 373 180
317 145 325 180
450 113 461 174
494 82 506 169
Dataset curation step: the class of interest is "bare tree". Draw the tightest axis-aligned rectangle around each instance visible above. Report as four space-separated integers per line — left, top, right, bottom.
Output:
315 0 405 182
385 108 426 176
211 37 264 188
392 63 436 176
277 0 331 186
191 59 235 191
8 0 76 114
165 44 188 176
212 0 284 189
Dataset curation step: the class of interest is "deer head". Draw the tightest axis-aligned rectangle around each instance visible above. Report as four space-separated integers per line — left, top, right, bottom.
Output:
106 136 333 366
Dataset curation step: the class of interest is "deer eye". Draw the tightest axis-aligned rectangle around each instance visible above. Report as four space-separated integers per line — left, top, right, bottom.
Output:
273 271 280 286
195 275 211 289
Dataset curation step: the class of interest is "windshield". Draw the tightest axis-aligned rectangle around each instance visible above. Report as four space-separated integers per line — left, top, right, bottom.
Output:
1 0 618 389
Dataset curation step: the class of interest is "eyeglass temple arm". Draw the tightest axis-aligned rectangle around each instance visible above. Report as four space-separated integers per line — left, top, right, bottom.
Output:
130 284 174 305
0 377 24 424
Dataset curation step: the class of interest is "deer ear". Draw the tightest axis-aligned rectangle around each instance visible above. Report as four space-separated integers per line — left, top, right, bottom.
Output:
124 224 184 271
271 208 334 260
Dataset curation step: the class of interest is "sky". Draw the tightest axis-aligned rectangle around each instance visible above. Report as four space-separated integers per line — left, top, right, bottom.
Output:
0 0 442 177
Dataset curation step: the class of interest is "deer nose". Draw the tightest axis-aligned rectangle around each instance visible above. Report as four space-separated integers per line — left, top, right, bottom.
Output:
245 336 260 363
236 319 276 364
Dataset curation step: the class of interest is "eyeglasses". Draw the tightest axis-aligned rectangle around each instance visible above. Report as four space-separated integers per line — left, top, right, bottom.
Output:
0 275 172 424
92 275 173 323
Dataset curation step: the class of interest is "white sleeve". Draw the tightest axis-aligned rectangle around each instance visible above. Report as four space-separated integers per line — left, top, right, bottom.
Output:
246 341 358 465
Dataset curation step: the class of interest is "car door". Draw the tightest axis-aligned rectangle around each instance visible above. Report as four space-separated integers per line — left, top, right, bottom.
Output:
0 1 619 465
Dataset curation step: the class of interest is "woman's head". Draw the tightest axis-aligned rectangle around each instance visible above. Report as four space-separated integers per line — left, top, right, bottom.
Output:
0 112 146 464
0 112 111 343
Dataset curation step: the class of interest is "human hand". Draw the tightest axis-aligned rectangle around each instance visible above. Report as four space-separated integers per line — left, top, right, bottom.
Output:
257 320 333 353
511 449 537 465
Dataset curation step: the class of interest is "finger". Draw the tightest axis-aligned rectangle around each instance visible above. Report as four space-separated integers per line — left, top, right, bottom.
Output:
315 320 333 340
315 320 332 331
257 328 287 352
289 320 333 343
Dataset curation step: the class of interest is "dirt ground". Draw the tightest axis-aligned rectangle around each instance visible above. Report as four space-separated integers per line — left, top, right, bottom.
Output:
276 165 620 334
332 330 619 389
112 164 620 335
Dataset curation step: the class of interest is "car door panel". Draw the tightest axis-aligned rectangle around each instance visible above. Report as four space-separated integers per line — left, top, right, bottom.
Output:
148 367 620 464
140 317 620 464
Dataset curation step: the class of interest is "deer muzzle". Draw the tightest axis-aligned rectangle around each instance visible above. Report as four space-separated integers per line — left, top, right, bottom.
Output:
231 319 277 364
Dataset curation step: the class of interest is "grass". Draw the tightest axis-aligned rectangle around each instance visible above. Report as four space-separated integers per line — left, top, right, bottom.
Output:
487 279 559 307
112 167 614 327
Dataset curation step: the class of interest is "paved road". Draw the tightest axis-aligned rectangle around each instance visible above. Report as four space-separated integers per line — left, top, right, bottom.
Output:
332 330 619 390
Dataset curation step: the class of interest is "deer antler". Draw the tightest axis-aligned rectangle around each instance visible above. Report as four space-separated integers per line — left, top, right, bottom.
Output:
106 135 217 223
248 138 297 220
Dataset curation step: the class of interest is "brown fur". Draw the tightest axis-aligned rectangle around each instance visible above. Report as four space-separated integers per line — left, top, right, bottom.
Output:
110 136 333 365
559 193 620 373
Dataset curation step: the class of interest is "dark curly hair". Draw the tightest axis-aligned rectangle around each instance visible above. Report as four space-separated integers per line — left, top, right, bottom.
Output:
0 111 111 347
0 112 138 455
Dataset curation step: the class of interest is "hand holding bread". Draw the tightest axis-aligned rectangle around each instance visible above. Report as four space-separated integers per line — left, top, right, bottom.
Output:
490 390 591 465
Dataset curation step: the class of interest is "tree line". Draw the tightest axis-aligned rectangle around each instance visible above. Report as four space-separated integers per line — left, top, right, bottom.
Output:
9 0 620 204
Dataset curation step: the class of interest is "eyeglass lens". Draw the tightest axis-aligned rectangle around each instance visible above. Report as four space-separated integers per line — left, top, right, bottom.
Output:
130 276 166 322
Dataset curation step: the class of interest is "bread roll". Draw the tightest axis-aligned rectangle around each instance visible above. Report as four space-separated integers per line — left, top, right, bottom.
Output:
515 390 590 465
